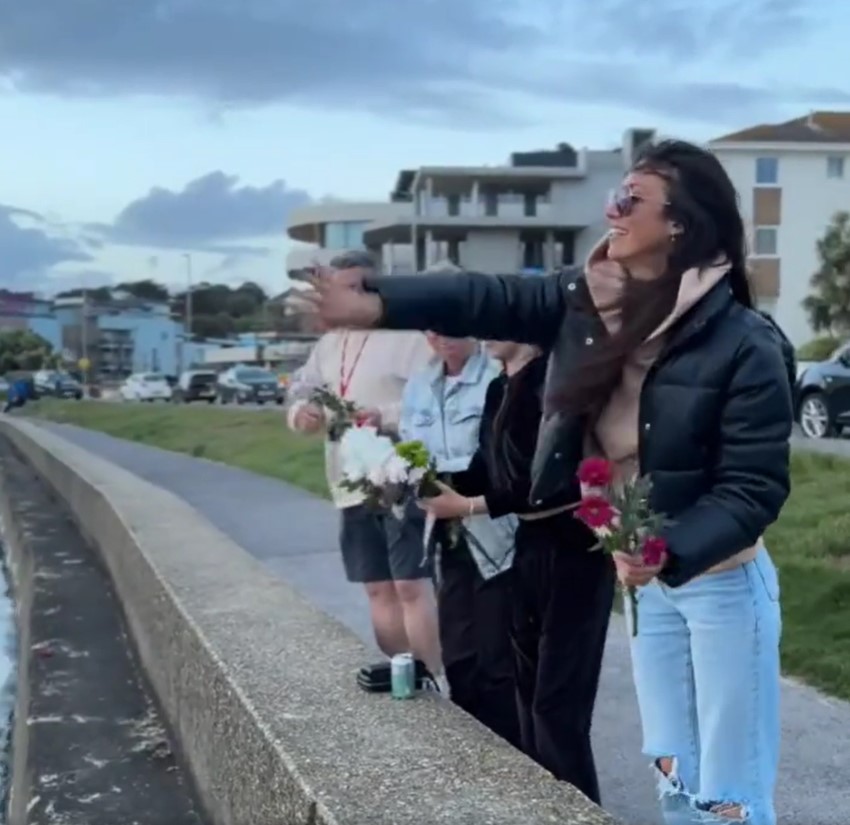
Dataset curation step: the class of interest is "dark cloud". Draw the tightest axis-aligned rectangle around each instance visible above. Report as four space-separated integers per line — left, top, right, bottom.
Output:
0 205 91 285
0 0 831 124
90 171 309 253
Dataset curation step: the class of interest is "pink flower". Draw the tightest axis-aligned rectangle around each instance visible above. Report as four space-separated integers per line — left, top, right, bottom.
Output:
577 457 614 488
576 495 618 530
641 536 668 566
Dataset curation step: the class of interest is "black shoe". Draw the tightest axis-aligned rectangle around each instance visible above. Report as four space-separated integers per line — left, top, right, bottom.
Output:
356 659 431 693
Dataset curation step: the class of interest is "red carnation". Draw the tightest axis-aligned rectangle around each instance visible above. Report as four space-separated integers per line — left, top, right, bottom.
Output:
577 457 613 488
576 495 618 530
641 536 668 566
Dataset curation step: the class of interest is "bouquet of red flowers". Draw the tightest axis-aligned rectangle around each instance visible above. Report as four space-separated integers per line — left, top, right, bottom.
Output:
574 457 667 637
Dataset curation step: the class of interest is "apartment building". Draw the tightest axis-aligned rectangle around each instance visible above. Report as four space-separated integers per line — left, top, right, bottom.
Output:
50 295 185 378
711 111 850 346
286 129 657 277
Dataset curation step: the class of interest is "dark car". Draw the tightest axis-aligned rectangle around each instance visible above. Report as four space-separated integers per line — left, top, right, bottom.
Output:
33 370 83 400
173 370 218 403
795 342 850 439
217 367 284 405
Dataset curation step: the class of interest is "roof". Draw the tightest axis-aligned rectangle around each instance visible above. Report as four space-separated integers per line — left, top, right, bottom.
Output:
712 111 850 144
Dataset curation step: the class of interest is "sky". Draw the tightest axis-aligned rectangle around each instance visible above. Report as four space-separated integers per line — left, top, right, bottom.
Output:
2 0 849 297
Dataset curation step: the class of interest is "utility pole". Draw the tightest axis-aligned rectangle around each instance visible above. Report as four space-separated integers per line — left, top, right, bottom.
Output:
183 253 193 338
182 252 193 373
80 286 89 395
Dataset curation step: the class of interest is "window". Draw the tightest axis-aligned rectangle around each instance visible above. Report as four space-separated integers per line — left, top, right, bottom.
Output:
755 156 779 185
827 156 845 179
324 221 369 250
754 227 778 256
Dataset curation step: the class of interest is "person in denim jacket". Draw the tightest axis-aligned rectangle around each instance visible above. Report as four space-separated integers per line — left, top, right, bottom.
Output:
400 331 520 747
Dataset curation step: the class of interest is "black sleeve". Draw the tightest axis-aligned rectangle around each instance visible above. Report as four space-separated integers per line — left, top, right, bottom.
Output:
364 270 571 348
660 324 793 587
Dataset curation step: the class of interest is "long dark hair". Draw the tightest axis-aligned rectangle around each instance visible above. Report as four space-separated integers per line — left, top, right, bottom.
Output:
556 139 753 417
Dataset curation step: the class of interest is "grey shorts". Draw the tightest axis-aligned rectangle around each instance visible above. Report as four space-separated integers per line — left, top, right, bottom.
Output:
339 503 432 583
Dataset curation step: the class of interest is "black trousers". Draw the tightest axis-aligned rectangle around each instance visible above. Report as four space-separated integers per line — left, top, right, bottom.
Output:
512 514 615 805
437 535 521 749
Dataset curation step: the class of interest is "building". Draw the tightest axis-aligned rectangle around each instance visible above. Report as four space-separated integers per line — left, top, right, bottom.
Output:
711 111 850 345
286 129 657 277
49 295 185 379
287 201 414 275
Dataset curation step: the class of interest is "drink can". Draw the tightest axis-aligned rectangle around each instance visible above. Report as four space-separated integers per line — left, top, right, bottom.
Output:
390 653 416 699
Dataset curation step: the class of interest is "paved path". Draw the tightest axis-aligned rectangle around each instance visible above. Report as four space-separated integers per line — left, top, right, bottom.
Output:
791 431 850 458
33 422 850 825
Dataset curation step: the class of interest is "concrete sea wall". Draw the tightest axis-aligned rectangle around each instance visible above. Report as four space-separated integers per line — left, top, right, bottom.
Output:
0 418 621 825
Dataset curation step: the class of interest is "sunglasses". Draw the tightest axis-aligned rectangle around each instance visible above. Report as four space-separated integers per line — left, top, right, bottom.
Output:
607 185 670 217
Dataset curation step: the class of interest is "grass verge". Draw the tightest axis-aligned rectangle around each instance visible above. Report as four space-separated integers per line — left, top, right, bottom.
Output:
23 399 850 702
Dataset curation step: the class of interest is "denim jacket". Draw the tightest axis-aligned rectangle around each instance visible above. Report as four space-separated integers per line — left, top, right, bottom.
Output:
400 346 517 579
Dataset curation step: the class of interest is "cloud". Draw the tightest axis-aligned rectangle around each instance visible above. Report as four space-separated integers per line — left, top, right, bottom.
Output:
0 0 833 124
0 205 91 285
90 171 310 253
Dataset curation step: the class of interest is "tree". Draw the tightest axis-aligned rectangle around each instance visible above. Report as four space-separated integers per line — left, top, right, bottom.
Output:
0 329 55 373
803 211 850 336
115 279 170 302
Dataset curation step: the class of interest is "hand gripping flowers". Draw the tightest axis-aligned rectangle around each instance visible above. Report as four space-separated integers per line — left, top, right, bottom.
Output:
574 457 668 637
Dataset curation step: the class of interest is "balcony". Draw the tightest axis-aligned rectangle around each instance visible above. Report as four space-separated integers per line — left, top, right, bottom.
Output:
420 193 553 220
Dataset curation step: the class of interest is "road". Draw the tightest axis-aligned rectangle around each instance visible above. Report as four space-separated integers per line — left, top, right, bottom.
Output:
30 421 850 825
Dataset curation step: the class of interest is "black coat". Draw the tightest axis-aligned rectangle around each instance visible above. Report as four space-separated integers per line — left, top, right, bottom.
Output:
365 267 795 587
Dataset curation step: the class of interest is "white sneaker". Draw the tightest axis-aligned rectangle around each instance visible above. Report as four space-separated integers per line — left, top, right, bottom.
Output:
425 673 450 699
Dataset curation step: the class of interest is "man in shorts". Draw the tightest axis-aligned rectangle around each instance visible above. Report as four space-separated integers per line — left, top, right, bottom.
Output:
286 251 444 692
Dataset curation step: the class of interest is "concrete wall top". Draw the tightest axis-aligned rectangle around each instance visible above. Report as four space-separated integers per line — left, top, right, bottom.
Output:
1 419 621 825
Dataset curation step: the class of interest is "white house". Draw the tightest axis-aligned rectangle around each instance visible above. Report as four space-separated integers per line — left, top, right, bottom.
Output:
711 111 850 346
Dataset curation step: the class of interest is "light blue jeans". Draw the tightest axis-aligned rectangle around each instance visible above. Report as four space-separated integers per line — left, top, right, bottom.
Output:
629 546 782 825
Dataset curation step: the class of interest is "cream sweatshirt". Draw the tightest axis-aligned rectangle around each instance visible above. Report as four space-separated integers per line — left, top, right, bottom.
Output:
286 330 433 508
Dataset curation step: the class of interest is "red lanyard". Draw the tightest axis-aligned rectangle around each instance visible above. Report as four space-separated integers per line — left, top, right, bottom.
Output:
339 333 371 398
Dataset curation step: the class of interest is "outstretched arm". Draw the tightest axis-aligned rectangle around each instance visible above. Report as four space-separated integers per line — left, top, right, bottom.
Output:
364 270 570 347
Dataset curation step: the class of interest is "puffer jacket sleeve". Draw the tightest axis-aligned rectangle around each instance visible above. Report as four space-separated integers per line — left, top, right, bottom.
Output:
363 269 573 348
659 322 793 587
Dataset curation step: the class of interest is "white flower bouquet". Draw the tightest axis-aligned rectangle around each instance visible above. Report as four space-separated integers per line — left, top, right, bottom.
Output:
338 426 439 517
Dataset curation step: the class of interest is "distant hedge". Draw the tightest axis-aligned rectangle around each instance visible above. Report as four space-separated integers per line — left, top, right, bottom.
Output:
797 336 843 361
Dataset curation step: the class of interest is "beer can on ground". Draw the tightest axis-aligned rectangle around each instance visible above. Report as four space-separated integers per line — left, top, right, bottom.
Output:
390 653 416 699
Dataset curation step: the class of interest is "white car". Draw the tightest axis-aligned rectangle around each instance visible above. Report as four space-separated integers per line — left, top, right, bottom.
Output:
120 373 173 402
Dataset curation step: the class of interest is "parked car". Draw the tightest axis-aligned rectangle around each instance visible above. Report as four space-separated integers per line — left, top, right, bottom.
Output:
173 370 218 404
120 372 173 402
216 366 283 405
795 342 850 439
33 369 84 400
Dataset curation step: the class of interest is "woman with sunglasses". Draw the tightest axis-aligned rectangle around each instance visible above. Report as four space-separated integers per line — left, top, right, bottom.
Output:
308 140 795 824
422 339 614 805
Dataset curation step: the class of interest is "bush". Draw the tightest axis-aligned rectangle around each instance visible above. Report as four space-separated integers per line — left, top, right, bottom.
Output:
797 336 842 362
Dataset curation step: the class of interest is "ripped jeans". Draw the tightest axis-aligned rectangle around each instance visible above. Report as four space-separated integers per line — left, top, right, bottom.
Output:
630 547 781 825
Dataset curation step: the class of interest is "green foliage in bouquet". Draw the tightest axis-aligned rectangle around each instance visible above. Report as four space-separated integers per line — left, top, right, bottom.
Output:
309 385 358 441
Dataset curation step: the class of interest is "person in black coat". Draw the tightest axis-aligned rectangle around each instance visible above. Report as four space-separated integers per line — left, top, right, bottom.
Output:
422 341 614 804
307 140 794 824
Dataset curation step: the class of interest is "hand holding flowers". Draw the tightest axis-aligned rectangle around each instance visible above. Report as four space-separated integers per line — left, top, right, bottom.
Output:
418 481 474 520
574 457 669 637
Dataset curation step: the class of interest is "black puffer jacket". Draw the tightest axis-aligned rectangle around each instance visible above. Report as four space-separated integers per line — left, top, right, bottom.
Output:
365 267 795 587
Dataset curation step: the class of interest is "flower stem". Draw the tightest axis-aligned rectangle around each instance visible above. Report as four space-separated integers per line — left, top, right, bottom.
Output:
627 585 638 637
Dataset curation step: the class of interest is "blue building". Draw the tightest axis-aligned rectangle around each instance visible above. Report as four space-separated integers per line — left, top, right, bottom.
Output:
37 296 185 379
